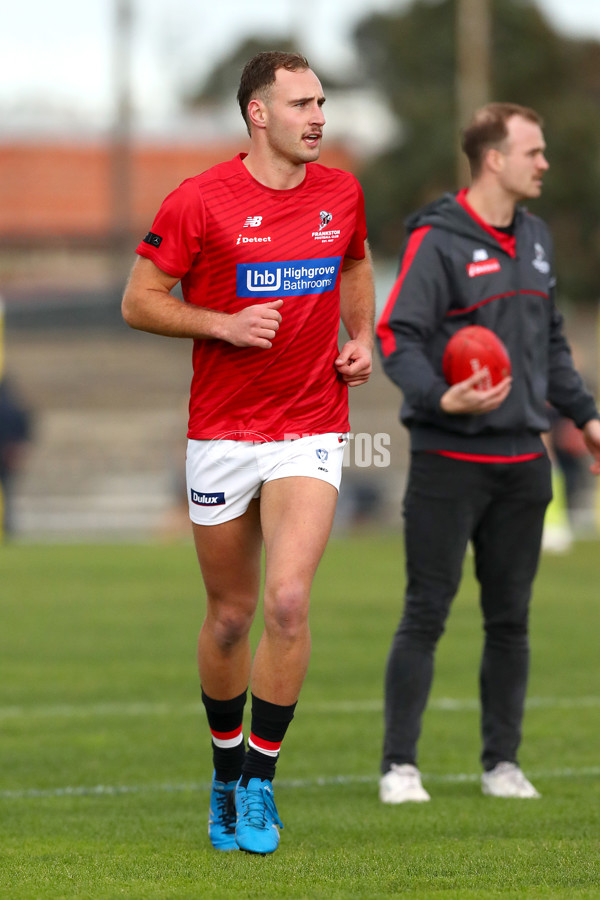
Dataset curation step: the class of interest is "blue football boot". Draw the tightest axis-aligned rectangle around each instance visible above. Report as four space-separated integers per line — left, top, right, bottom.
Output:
234 777 283 855
208 772 238 851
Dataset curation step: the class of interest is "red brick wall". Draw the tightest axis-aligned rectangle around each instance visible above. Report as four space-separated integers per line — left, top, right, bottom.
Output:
0 140 360 242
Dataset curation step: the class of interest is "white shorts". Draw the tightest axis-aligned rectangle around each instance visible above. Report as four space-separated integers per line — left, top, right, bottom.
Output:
186 432 348 525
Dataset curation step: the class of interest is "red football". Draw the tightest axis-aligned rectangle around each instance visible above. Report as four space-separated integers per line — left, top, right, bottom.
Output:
442 325 511 390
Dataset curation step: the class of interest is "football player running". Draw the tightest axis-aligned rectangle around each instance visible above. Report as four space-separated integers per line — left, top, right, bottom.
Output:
122 51 374 854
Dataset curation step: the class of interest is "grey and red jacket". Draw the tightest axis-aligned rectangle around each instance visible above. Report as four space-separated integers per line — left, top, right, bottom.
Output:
376 189 598 457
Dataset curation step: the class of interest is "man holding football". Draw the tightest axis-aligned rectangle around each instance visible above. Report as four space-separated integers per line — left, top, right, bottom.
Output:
376 102 600 803
122 51 374 853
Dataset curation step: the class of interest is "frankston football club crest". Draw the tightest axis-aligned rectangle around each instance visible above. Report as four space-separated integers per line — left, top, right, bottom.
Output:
319 211 333 231
312 211 340 243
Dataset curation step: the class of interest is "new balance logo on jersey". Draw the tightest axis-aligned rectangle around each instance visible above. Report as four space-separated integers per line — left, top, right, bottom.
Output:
237 258 342 297
190 490 226 506
237 215 271 244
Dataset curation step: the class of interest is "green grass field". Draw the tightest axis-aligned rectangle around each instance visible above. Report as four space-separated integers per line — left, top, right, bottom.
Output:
1 535 599 898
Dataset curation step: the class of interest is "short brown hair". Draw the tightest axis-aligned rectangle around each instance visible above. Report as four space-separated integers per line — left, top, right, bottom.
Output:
237 51 310 135
461 102 544 178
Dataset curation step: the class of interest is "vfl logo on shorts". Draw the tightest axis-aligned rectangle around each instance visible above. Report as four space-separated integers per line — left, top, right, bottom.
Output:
236 257 341 298
191 490 226 506
315 447 330 473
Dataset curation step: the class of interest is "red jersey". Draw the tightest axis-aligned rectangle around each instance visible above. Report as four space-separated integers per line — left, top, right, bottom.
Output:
136 153 367 441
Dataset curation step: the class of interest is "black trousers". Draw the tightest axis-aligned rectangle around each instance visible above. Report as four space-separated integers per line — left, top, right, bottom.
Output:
382 451 552 774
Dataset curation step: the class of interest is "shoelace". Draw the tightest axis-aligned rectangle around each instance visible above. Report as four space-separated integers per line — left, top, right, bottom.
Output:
240 784 283 829
213 787 236 834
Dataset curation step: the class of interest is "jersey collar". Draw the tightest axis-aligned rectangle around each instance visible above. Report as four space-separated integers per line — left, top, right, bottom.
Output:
455 188 517 258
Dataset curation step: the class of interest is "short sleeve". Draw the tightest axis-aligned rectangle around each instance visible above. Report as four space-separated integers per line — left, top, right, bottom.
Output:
135 178 205 278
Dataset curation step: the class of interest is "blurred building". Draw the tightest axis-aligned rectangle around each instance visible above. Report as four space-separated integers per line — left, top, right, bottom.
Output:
0 138 361 246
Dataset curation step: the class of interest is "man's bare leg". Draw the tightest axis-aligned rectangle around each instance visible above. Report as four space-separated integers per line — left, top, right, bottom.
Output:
251 476 338 705
193 499 265 851
193 498 263 700
233 476 339 852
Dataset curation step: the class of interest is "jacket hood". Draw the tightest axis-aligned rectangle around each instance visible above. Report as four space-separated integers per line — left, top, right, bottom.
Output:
405 191 525 254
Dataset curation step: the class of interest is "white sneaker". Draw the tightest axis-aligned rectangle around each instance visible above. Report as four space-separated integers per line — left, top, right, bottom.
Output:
481 762 541 798
379 764 431 804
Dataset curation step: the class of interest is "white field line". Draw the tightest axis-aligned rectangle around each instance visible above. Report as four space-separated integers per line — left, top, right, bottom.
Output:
0 696 599 721
2 767 600 801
